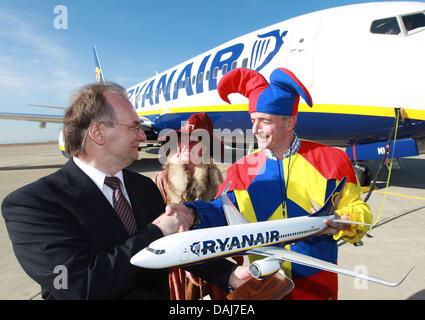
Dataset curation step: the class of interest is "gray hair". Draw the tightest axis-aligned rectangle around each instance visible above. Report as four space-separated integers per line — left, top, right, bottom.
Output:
63 82 127 157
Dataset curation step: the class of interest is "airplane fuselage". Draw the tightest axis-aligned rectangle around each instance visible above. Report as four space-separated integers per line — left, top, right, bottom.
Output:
1 2 424 163
131 214 332 269
127 2 425 158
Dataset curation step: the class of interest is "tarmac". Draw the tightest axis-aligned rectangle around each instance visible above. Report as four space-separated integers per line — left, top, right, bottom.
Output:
0 142 424 300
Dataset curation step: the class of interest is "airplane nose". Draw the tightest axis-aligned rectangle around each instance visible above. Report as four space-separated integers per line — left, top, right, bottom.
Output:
130 249 149 268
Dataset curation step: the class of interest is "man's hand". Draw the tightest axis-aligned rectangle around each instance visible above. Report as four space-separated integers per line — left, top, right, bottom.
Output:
152 204 195 236
319 213 350 236
166 204 198 231
228 266 252 290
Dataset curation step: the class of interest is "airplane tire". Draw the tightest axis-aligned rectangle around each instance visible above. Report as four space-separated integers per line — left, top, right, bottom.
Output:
353 164 372 187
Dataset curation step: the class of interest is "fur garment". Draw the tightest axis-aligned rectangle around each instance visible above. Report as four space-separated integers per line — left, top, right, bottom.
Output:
165 154 223 204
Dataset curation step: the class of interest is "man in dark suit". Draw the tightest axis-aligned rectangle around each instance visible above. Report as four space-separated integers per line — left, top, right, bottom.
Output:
2 82 249 299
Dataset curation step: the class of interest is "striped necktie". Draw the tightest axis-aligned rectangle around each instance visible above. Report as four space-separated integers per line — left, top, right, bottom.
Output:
104 176 137 235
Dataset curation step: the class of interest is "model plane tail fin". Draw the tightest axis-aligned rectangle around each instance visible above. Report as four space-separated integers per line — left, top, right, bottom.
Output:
310 177 347 217
220 182 249 225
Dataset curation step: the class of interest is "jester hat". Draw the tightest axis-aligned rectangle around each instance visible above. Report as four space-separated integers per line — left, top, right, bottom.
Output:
218 68 313 116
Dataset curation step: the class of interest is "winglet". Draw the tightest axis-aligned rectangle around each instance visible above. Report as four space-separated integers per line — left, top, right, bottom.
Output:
357 264 415 287
93 45 105 83
390 265 415 287
220 182 249 225
310 177 347 217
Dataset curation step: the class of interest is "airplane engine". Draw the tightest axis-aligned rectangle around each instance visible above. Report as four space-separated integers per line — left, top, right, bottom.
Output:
249 258 281 279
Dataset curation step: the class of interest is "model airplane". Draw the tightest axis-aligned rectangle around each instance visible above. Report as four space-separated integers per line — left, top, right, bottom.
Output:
1 2 425 166
130 178 414 287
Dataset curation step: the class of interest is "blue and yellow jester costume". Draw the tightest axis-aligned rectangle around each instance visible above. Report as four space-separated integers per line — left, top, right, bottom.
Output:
186 68 372 300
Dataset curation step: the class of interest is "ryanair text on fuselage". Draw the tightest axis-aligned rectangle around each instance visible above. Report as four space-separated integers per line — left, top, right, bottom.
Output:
127 29 288 109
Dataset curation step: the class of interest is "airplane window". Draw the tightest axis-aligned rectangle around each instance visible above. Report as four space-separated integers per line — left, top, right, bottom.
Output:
185 77 189 88
222 64 228 75
231 61 237 70
402 12 425 33
205 70 210 81
242 58 248 68
192 75 196 85
213 67 219 79
370 17 401 35
198 72 204 83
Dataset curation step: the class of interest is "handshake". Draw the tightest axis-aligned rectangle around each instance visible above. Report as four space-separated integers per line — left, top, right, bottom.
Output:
152 204 197 236
151 203 253 293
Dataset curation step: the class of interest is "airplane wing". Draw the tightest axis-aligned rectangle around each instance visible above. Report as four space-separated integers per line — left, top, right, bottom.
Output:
0 45 102 128
247 246 414 287
0 112 63 124
28 104 66 110
220 181 250 225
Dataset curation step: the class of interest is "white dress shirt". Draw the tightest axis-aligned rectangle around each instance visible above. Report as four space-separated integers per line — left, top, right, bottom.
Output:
73 157 132 208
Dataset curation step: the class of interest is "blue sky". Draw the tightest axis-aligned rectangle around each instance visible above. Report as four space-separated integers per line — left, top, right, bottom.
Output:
0 0 413 143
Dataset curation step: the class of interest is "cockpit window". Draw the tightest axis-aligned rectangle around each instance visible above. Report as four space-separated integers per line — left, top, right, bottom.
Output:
370 17 401 35
146 246 165 255
402 12 425 34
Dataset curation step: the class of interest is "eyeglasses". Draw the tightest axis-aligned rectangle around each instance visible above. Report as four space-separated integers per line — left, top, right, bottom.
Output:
101 121 143 134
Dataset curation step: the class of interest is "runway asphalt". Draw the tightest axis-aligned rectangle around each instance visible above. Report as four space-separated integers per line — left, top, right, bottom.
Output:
0 142 424 300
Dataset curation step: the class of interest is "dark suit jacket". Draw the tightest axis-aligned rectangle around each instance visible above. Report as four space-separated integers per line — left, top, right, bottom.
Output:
2 159 235 299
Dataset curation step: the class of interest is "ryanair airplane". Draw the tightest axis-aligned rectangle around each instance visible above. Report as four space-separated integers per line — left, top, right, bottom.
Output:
130 179 414 287
1 2 424 169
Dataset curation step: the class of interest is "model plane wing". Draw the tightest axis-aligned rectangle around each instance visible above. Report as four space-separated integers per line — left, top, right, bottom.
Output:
220 181 249 225
247 246 414 287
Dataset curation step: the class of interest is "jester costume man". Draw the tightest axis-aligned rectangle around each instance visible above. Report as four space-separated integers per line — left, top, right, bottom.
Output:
186 67 372 300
